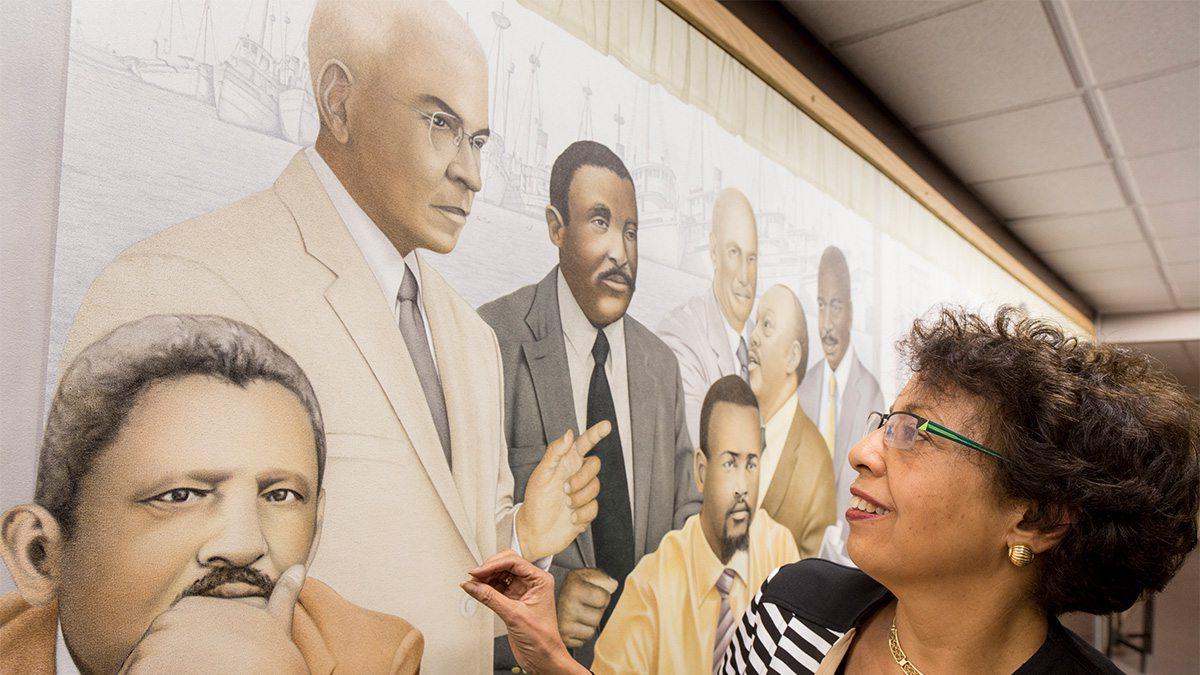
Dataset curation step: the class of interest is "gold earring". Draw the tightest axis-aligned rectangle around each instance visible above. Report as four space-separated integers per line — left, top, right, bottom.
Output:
1008 544 1034 567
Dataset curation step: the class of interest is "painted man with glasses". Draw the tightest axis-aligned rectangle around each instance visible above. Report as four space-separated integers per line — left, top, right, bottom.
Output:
60 1 601 671
797 245 885 566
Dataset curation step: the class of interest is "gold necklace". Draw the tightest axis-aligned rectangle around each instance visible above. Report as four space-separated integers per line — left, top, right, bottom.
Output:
888 616 926 675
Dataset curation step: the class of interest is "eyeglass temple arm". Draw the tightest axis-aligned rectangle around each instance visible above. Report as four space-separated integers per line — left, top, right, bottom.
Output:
918 419 1006 461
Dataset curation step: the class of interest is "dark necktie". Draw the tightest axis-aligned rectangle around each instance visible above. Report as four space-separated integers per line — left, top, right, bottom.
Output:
397 266 452 468
587 329 634 628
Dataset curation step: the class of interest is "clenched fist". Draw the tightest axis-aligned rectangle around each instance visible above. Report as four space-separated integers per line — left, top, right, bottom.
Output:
557 567 618 648
516 422 609 561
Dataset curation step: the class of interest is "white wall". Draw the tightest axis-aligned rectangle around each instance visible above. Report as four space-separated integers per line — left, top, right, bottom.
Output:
0 0 72 595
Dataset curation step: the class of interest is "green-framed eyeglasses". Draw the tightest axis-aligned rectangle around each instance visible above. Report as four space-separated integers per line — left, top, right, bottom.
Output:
865 411 1006 461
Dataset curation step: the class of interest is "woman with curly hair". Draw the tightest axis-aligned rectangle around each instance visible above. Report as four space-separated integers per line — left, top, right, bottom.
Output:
465 306 1199 675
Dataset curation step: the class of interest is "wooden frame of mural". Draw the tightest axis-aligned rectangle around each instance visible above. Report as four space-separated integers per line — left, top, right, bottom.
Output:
661 0 1096 334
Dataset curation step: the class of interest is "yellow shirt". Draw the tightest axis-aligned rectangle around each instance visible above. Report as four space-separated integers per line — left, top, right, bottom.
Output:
592 512 800 674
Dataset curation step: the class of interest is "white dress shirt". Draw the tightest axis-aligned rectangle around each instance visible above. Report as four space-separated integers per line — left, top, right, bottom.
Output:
55 621 81 675
305 147 441 379
815 344 855 442
721 302 752 376
756 391 798 509
557 270 636 511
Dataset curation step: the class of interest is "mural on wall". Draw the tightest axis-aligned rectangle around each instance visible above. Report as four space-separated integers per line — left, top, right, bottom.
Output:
0 0 1074 672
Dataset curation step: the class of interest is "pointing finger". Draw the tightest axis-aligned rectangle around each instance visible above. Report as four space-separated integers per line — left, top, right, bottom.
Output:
573 421 612 457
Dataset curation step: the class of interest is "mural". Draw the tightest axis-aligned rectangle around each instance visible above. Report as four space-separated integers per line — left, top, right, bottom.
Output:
0 0 1082 672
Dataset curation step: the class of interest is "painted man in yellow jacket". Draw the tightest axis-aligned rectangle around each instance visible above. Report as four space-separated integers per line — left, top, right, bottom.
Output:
592 376 799 674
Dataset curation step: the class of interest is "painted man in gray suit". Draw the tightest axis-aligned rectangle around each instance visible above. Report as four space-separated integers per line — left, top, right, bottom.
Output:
479 141 700 668
798 245 885 565
657 187 758 444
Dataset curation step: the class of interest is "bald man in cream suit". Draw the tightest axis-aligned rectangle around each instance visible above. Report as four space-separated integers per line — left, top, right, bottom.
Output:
60 2 600 672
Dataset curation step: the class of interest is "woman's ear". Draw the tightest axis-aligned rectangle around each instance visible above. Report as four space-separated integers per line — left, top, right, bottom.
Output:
0 504 64 607
1007 502 1073 556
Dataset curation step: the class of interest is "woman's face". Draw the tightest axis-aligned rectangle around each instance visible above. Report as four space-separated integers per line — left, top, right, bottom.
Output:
845 378 1018 587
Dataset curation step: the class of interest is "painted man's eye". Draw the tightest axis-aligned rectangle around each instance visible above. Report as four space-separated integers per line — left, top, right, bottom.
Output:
264 489 304 503
151 488 207 504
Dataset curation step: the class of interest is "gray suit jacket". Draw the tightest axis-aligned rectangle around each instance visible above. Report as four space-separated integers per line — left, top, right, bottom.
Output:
479 268 701 666
656 288 753 444
798 354 885 516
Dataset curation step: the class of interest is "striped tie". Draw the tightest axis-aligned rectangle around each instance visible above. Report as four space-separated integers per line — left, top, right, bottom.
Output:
713 568 738 674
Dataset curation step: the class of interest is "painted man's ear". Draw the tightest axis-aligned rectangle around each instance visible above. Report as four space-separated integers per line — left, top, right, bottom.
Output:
546 205 566 249
0 504 64 607
316 60 354 144
692 448 707 495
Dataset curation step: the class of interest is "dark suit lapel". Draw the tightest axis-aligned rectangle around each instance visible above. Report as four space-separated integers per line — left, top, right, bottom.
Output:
625 324 656 558
522 268 595 567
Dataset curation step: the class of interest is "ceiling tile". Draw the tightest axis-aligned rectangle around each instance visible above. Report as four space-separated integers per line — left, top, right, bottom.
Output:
1068 0 1200 85
1159 236 1200 264
917 96 1105 182
1067 266 1164 293
1008 206 1137 251
972 163 1125 218
1145 200 1200 238
1102 67 1200 157
1129 148 1200 205
780 0 957 45
833 1 1076 126
1176 283 1200 309
1085 285 1177 314
1008 208 1142 252
1168 261 1200 291
1040 240 1156 273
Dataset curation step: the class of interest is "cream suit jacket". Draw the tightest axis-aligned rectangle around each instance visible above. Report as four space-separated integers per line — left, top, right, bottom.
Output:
61 151 514 674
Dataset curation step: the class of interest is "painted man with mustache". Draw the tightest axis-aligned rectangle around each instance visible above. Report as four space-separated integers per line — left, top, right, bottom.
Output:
658 188 759 445
479 140 701 667
590 375 798 674
0 315 422 674
797 246 885 565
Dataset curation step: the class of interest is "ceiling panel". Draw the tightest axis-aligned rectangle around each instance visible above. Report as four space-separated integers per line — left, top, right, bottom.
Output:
1065 266 1166 294
1084 288 1177 314
1145 200 1200 238
971 163 1125 218
779 0 960 45
833 0 1075 127
1068 0 1200 85
1039 240 1156 273
1129 148 1200 205
1160 236 1200 265
1008 208 1142 252
1102 67 1200 158
1168 261 1200 290
916 97 1105 183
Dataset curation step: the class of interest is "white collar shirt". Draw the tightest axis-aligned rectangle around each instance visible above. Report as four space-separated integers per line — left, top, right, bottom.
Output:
818 344 855 427
305 147 439 378
557 270 635 510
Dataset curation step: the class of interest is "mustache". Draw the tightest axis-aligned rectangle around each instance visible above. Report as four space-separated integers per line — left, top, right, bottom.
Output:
821 329 840 345
177 566 275 603
725 496 751 519
598 266 635 290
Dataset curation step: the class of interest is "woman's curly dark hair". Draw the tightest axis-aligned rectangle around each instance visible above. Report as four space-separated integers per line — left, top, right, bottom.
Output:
898 305 1199 615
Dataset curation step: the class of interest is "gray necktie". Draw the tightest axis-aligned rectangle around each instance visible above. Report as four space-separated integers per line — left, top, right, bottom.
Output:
713 567 738 673
397 266 452 468
736 336 749 383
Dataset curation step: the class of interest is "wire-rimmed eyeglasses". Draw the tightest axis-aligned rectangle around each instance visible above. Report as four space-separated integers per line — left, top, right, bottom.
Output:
864 411 1005 461
408 105 489 155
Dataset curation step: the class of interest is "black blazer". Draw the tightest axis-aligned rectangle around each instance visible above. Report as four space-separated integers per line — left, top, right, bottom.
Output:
719 559 1122 674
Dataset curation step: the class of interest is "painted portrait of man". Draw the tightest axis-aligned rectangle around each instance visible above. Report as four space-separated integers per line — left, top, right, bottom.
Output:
479 140 701 666
658 188 759 444
56 2 599 669
0 315 422 674
591 375 798 674
798 246 885 564
747 285 836 557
